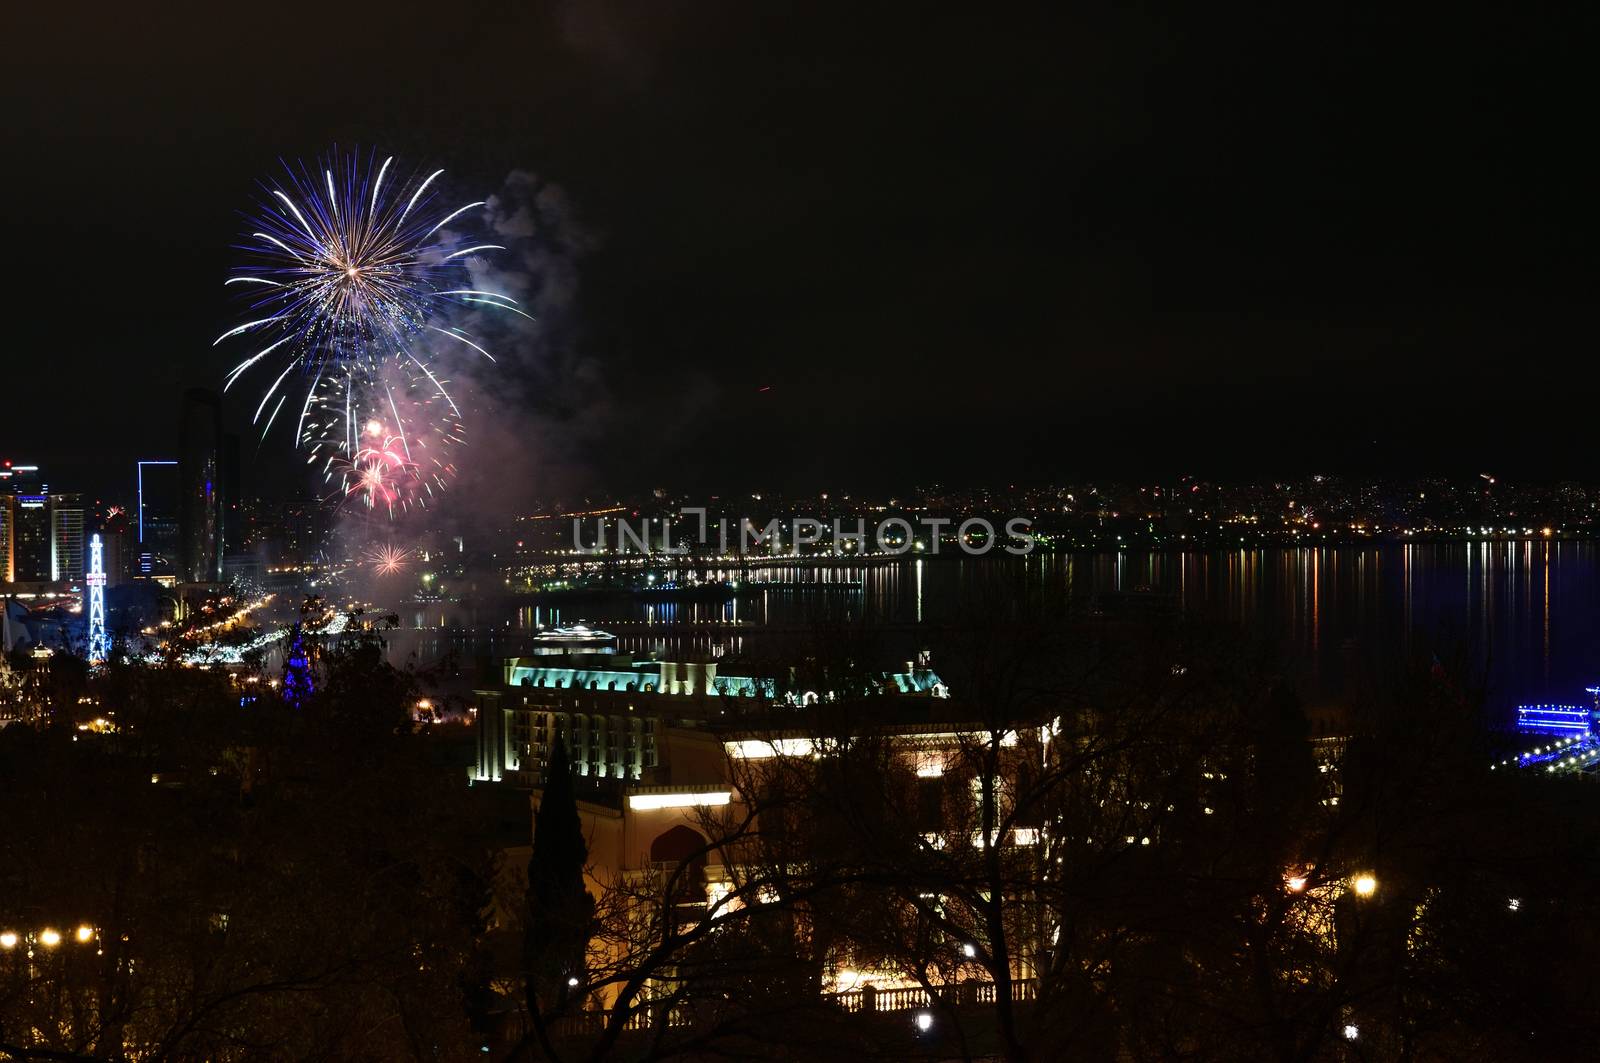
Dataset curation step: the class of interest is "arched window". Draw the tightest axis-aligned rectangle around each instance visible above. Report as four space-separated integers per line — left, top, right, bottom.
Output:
650 824 705 864
649 825 709 926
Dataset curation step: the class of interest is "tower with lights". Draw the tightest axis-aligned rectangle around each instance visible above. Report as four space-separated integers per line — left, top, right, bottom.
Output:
87 532 108 663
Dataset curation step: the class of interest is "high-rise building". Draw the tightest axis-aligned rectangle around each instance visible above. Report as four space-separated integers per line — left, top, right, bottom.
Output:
136 459 179 577
12 495 51 581
0 477 13 582
0 464 85 583
0 463 42 581
179 389 224 583
50 492 84 581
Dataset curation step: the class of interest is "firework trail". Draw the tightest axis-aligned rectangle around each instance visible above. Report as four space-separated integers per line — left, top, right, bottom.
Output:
219 149 518 515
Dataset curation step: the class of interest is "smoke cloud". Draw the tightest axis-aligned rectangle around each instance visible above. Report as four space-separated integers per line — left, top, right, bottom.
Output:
328 170 601 596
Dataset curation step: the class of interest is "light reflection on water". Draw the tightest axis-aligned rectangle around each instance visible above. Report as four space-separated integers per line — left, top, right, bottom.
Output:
383 544 1600 720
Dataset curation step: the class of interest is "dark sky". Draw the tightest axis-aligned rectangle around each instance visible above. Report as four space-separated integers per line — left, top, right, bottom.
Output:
6 3 1596 502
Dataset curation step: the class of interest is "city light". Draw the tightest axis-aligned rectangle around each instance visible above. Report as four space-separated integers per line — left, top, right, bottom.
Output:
1342 1024 1359 1041
1352 873 1377 898
75 925 94 943
725 738 818 760
39 928 61 948
88 533 108 663
0 932 15 949
627 790 733 811
915 1012 934 1032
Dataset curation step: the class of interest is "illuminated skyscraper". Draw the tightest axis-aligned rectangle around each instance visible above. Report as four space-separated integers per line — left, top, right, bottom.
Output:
136 459 179 577
50 492 84 581
12 495 50 581
0 463 40 582
0 465 83 583
179 388 224 583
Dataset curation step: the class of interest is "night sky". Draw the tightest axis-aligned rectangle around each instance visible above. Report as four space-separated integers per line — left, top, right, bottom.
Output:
7 3 1596 503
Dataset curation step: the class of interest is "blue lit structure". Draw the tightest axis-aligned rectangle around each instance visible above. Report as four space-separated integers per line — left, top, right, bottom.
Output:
283 623 314 708
1515 685 1600 736
1497 733 1600 775
87 533 108 663
1498 686 1600 776
1516 704 1592 735
136 460 177 544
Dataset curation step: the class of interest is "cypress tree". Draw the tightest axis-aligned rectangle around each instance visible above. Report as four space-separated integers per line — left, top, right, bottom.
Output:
524 735 594 1018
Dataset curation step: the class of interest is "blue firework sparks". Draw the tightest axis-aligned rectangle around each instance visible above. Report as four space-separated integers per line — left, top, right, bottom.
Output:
217 149 512 515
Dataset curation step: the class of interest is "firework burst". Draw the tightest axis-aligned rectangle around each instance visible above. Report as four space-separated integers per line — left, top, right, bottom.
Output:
219 149 517 516
304 353 465 514
366 543 413 577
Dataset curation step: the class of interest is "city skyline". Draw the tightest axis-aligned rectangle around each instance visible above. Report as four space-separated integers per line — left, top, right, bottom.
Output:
7 7 1600 1059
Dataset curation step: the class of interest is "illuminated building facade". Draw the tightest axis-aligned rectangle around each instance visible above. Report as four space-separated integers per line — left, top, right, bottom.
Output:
477 666 1021 1015
474 656 692 786
50 493 84 581
473 653 944 787
13 495 50 581
0 464 84 583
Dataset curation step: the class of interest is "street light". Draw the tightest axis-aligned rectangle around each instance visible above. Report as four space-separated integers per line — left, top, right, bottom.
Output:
1351 873 1377 898
1342 1024 1359 1041
75 925 94 944
915 1012 934 1033
0 932 16 950
39 929 61 948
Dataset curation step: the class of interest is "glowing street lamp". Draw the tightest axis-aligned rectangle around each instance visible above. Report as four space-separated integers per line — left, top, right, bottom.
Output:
39 928 61 948
75 925 95 944
0 932 16 949
1351 873 1377 898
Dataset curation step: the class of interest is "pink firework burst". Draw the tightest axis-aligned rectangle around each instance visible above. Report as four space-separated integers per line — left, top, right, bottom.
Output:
367 543 412 576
